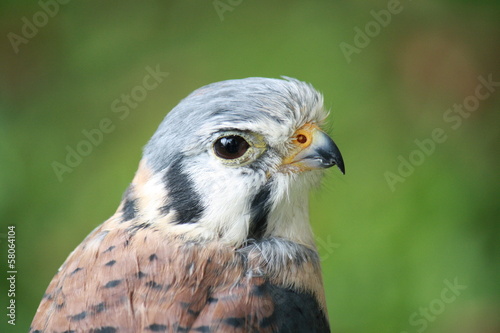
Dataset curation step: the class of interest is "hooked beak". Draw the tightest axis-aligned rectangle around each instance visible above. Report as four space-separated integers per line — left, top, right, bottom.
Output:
282 125 345 174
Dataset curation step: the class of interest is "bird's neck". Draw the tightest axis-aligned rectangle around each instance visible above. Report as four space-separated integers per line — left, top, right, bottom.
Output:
121 161 317 250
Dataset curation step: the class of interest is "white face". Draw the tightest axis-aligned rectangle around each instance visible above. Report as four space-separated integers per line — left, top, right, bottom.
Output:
180 119 327 247
142 77 343 247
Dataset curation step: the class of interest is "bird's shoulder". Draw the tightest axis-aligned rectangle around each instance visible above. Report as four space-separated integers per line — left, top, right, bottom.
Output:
31 215 329 333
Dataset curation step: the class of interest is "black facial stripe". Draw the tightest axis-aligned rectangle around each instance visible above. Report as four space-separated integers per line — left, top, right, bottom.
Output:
121 186 137 222
161 156 204 224
248 182 272 240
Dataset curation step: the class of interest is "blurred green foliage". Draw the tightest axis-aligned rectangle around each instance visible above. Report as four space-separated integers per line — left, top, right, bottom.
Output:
0 0 499 332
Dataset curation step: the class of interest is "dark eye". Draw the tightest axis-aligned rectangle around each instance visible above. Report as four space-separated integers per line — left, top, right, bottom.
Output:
214 135 250 160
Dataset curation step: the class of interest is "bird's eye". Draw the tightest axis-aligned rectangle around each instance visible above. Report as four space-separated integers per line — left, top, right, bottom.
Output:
214 135 250 160
296 134 308 144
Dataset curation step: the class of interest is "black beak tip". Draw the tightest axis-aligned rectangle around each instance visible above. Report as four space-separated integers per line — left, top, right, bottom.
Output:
326 137 345 175
320 156 345 174
337 160 345 175
327 146 345 175
316 133 345 175
329 157 345 175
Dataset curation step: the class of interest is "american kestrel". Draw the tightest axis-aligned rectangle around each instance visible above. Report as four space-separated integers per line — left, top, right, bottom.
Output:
31 77 345 333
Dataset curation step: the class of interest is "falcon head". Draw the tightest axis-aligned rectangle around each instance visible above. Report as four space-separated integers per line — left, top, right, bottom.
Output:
133 77 344 248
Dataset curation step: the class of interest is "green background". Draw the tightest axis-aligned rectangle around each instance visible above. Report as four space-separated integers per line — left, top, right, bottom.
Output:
1 0 499 332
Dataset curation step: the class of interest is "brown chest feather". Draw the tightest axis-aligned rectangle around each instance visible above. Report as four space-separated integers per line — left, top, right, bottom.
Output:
31 218 329 333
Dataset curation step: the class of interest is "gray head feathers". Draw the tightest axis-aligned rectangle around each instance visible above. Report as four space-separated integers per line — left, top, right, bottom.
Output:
144 77 325 172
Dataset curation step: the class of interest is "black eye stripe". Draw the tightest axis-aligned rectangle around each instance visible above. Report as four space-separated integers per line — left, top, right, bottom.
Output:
214 135 250 160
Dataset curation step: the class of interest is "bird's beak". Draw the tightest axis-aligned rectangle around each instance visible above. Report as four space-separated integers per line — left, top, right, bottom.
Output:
282 124 345 174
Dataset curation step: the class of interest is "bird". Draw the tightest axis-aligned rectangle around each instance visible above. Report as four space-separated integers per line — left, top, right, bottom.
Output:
30 77 345 333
